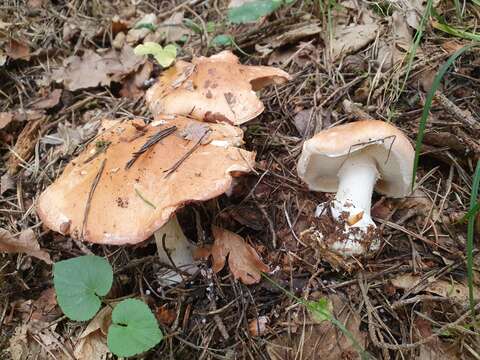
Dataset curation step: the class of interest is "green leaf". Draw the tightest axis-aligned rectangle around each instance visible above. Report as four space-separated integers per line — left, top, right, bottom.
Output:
467 160 480 320
206 21 216 33
135 23 156 32
108 299 163 357
134 42 177 68
228 0 284 24
306 298 333 322
212 34 234 47
183 19 203 34
432 21 480 41
53 255 113 321
411 45 474 188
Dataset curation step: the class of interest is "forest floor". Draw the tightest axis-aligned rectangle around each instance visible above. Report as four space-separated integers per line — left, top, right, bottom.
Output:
1 0 480 359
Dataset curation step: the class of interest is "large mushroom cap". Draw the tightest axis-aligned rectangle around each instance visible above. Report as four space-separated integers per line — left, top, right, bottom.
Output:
37 116 255 245
146 50 291 125
297 120 414 197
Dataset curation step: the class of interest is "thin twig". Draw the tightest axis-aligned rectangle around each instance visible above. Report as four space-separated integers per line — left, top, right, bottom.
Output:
81 159 106 241
125 126 177 169
164 130 211 178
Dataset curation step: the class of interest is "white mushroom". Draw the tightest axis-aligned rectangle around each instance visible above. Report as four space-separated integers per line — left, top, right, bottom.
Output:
297 120 415 256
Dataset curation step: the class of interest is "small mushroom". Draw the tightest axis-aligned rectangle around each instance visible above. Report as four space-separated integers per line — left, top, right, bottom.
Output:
146 50 291 125
297 120 415 256
37 116 255 283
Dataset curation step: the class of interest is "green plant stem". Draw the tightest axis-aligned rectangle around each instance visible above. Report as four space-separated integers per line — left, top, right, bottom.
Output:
261 273 371 359
398 0 433 96
411 45 474 189
468 160 480 319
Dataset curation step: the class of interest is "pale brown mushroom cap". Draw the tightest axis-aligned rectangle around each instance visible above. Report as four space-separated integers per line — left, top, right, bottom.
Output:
145 50 291 125
297 120 415 197
37 116 255 245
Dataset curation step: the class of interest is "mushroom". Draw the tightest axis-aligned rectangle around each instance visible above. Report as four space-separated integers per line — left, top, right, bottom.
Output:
146 50 291 125
37 116 255 283
297 120 415 256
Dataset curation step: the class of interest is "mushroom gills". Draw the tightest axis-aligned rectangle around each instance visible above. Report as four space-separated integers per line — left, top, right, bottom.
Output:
316 151 380 255
154 215 198 285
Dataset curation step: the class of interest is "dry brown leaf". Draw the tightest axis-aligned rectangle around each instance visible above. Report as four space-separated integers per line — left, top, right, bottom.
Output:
52 46 143 91
12 288 59 324
6 39 31 60
156 11 192 43
156 305 176 326
30 89 62 110
327 23 378 61
414 317 461 359
7 117 47 174
1 173 15 195
0 228 52 264
126 13 158 44
9 322 66 360
8 290 66 360
211 226 269 285
119 61 153 99
441 40 464 55
391 274 479 303
0 112 13 130
27 0 46 9
193 244 212 260
73 305 111 360
267 294 366 360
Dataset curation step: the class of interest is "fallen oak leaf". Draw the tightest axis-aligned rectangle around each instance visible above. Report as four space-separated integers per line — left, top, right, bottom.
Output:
0 112 13 130
29 89 62 110
52 46 143 91
211 226 269 285
0 228 52 264
5 39 31 60
73 305 112 360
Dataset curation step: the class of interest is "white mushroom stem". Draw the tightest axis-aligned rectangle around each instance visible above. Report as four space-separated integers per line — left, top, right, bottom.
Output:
319 151 380 256
154 216 198 285
334 152 378 218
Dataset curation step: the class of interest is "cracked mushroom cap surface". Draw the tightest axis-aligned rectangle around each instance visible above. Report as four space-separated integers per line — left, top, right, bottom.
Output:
146 50 291 125
37 116 255 245
297 120 415 197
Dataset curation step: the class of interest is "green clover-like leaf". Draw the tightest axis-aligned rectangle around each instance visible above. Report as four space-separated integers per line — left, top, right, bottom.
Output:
53 255 113 321
134 42 177 68
211 34 234 47
228 0 283 24
107 299 163 357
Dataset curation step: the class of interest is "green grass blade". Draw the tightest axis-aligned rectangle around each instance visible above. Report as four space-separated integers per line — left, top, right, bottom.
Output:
262 273 371 359
433 21 480 41
411 45 474 189
399 0 433 95
468 160 480 319
459 201 480 224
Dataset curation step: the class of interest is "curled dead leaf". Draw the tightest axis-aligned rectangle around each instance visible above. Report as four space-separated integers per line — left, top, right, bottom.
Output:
52 46 143 91
6 39 31 61
0 228 51 264
211 226 269 285
390 274 479 304
29 89 62 110
327 23 378 61
73 305 112 360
